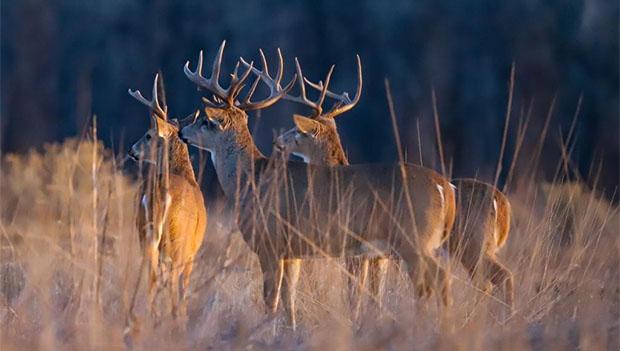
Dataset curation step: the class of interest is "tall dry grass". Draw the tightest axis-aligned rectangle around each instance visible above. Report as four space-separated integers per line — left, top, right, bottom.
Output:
0 134 618 350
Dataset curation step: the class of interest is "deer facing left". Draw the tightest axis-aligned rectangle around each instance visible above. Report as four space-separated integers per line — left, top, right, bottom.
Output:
128 74 207 320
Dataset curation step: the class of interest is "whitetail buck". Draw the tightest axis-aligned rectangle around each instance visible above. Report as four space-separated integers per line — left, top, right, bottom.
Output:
271 56 457 316
127 74 207 319
272 63 513 308
180 41 453 330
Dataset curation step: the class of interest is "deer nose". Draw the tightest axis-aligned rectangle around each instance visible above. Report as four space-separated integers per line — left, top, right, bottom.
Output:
127 149 138 161
272 141 284 152
178 130 189 144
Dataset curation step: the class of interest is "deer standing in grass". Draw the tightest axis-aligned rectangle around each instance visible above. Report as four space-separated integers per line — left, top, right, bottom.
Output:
128 74 207 319
272 60 513 308
449 179 513 309
179 41 454 330
270 56 456 317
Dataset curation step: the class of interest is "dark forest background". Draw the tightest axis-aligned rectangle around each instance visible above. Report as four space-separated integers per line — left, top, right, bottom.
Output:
1 0 618 194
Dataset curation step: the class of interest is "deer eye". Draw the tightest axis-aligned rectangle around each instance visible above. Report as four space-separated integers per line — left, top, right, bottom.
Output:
202 118 217 130
146 134 152 140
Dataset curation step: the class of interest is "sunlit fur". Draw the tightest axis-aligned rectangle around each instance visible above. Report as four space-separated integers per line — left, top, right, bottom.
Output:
275 114 513 309
181 104 454 330
274 113 457 314
130 116 207 320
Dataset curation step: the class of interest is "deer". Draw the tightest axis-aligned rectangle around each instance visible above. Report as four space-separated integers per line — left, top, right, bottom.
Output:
127 74 207 321
448 179 513 309
271 61 513 309
270 56 457 317
179 41 454 330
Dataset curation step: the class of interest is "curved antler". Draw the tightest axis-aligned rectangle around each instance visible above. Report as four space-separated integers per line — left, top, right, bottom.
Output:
278 57 334 117
128 73 167 120
238 48 297 111
184 40 257 109
303 55 363 119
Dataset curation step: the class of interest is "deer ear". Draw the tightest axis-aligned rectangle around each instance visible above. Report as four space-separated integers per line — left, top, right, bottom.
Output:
169 118 180 129
293 114 321 136
204 106 223 121
152 116 170 137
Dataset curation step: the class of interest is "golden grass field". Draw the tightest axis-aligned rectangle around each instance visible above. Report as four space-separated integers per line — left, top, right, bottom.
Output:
0 137 618 350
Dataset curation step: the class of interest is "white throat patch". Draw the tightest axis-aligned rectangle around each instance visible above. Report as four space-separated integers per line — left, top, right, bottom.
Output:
204 148 216 165
292 152 310 163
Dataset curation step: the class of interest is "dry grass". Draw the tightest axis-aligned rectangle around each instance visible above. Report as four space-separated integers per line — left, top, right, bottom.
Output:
0 137 618 350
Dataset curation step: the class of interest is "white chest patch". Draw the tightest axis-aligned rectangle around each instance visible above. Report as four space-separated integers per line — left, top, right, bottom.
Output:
292 152 310 163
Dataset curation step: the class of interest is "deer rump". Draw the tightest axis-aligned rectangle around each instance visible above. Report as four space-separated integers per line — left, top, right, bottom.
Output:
233 161 447 260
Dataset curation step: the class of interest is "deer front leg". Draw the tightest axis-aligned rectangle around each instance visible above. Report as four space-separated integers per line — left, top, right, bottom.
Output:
146 244 160 318
258 254 284 314
178 259 194 318
369 257 389 309
350 257 370 321
168 262 181 319
282 258 302 330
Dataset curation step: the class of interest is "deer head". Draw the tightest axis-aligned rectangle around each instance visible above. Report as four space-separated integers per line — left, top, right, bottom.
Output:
128 74 198 164
272 56 362 165
180 41 295 154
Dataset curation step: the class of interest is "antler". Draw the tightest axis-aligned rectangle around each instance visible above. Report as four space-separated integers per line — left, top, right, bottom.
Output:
184 40 255 109
279 57 335 117
238 48 297 111
302 55 362 119
128 73 167 119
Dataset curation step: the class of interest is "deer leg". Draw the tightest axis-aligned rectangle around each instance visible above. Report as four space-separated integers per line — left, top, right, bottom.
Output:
405 254 430 300
282 258 301 330
352 257 370 321
462 256 494 295
169 262 181 319
482 256 514 310
370 257 389 309
422 253 452 306
146 245 159 318
258 254 284 314
344 256 357 302
179 260 194 317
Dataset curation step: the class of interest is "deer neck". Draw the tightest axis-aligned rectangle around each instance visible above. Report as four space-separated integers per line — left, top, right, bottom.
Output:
211 126 265 196
325 133 349 166
158 136 198 186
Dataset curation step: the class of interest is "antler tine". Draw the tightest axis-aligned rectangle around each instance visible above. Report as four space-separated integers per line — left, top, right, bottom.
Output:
316 65 335 113
211 40 226 90
259 49 270 79
326 54 362 118
183 41 230 106
280 58 323 115
228 60 254 106
275 48 284 84
303 55 363 118
238 48 297 111
128 73 166 119
304 78 352 104
152 74 161 116
294 58 309 106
